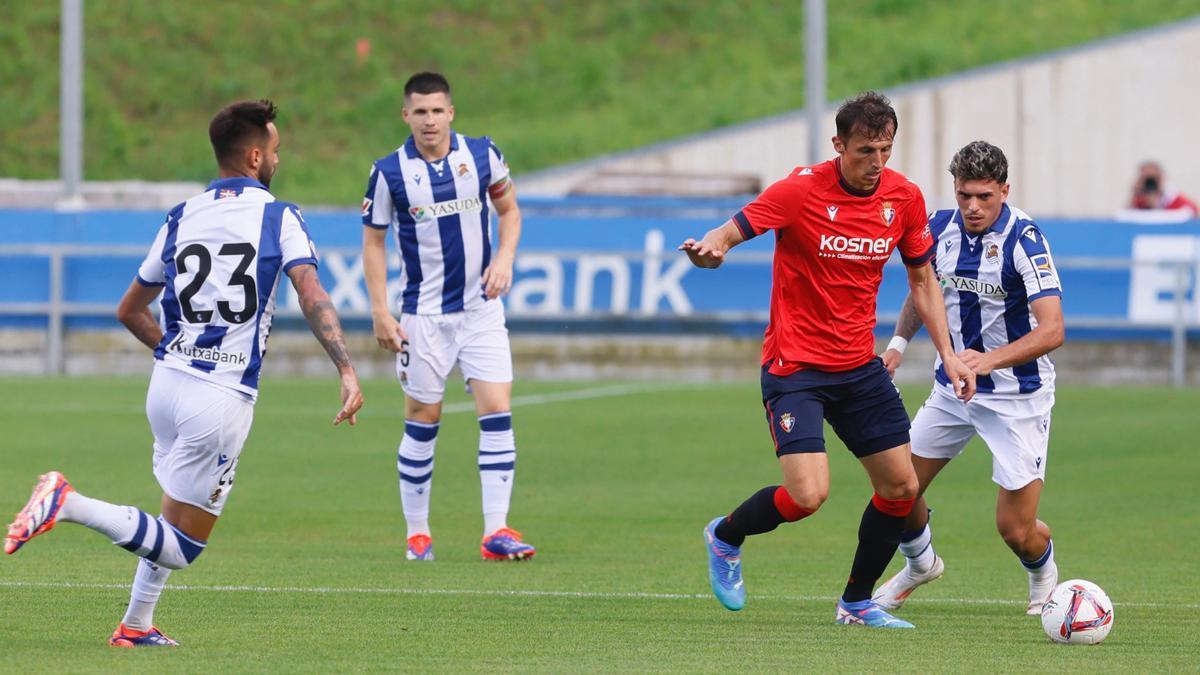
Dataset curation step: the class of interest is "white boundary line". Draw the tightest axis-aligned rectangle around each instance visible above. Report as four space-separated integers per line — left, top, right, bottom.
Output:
0 580 1191 609
3 382 693 417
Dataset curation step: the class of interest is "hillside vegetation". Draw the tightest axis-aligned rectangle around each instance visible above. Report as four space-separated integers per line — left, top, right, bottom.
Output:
2 1 1197 204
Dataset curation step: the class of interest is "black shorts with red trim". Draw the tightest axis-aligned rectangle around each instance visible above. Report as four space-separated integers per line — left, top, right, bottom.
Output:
761 358 910 458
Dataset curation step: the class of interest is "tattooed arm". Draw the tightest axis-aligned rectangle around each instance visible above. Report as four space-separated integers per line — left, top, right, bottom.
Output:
287 263 364 426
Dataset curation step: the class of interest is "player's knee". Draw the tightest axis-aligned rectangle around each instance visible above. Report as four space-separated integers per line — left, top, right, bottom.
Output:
149 520 207 570
875 475 919 502
782 484 827 514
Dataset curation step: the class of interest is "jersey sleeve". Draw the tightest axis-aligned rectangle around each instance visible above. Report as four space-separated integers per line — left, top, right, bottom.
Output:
135 222 169 287
362 163 394 229
731 176 805 240
898 187 934 266
281 205 319 273
485 139 513 201
1012 223 1062 301
486 139 511 187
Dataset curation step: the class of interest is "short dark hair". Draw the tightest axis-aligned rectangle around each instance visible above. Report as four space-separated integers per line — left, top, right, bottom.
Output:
209 99 277 168
948 141 1008 184
404 72 451 99
835 91 898 140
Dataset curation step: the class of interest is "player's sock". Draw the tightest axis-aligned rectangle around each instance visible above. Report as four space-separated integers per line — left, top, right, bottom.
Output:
713 485 813 548
56 493 205 569
898 521 937 574
398 420 438 536
478 412 515 536
842 494 914 603
1021 538 1055 577
121 558 171 632
57 491 141 540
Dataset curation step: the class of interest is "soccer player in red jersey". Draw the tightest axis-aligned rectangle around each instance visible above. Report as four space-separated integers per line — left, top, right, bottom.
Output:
681 91 976 628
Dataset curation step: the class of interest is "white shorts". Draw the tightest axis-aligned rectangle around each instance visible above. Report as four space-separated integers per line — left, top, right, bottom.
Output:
910 384 1054 491
398 299 513 404
146 364 255 516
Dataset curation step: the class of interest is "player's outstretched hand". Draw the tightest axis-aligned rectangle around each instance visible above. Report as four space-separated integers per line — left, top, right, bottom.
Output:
482 252 514 299
334 370 364 426
372 313 407 353
942 352 976 401
882 348 903 378
678 238 725 269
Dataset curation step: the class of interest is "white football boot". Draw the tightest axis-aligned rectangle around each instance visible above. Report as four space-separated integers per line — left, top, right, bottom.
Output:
872 555 945 610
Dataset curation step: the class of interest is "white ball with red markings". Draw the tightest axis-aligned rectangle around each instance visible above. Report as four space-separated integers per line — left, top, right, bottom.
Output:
1040 579 1114 645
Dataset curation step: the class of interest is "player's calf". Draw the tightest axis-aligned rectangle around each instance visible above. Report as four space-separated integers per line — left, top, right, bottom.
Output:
713 485 815 548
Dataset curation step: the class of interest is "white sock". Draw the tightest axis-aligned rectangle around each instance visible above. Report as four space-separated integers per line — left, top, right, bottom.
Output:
57 492 204 569
122 558 171 631
58 492 141 542
898 523 937 574
1021 538 1055 579
398 420 438 537
478 412 515 536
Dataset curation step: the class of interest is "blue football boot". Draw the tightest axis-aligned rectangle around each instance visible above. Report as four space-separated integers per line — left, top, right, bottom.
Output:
704 516 745 611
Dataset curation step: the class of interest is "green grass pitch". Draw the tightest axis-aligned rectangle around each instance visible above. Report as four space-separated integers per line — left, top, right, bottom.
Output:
0 375 1196 671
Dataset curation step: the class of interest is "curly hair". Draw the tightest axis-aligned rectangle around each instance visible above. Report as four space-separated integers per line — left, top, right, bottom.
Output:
948 141 1008 184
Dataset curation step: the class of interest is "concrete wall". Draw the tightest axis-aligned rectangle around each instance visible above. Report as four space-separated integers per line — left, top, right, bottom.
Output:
4 329 1196 387
517 17 1200 217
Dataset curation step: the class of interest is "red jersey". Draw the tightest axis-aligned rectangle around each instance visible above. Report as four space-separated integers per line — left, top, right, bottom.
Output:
733 159 933 374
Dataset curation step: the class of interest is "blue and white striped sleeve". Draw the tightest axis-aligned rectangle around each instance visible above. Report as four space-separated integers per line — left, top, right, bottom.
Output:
362 163 394 229
486 140 511 187
135 223 169 287
280 205 319 273
1012 224 1062 301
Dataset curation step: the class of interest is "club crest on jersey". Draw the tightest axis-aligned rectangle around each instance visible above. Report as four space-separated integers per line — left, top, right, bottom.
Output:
218 188 238 199
985 243 1000 264
779 412 795 433
457 163 470 177
880 202 896 226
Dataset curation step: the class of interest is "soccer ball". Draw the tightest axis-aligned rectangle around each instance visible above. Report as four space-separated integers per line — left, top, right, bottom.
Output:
1040 579 1114 645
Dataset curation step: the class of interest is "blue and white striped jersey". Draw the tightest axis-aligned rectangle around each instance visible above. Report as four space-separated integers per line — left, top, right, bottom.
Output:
137 177 319 400
362 132 510 315
929 204 1062 396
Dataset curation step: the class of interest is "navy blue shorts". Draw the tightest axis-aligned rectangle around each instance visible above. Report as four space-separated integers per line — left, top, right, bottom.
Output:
761 358 911 458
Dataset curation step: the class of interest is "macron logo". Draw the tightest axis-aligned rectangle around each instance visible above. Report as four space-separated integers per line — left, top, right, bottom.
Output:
826 205 839 221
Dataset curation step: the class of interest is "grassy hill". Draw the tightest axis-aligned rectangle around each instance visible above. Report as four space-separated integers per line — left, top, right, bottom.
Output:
2 0 1198 205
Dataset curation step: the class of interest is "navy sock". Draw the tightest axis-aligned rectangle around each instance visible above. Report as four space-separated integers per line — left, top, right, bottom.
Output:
714 486 785 547
842 499 908 603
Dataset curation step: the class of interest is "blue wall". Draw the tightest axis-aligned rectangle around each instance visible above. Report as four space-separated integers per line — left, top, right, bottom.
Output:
1 197 1197 337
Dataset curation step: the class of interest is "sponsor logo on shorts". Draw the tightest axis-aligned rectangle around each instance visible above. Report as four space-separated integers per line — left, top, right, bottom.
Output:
779 412 796 433
409 197 483 222
208 487 223 505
